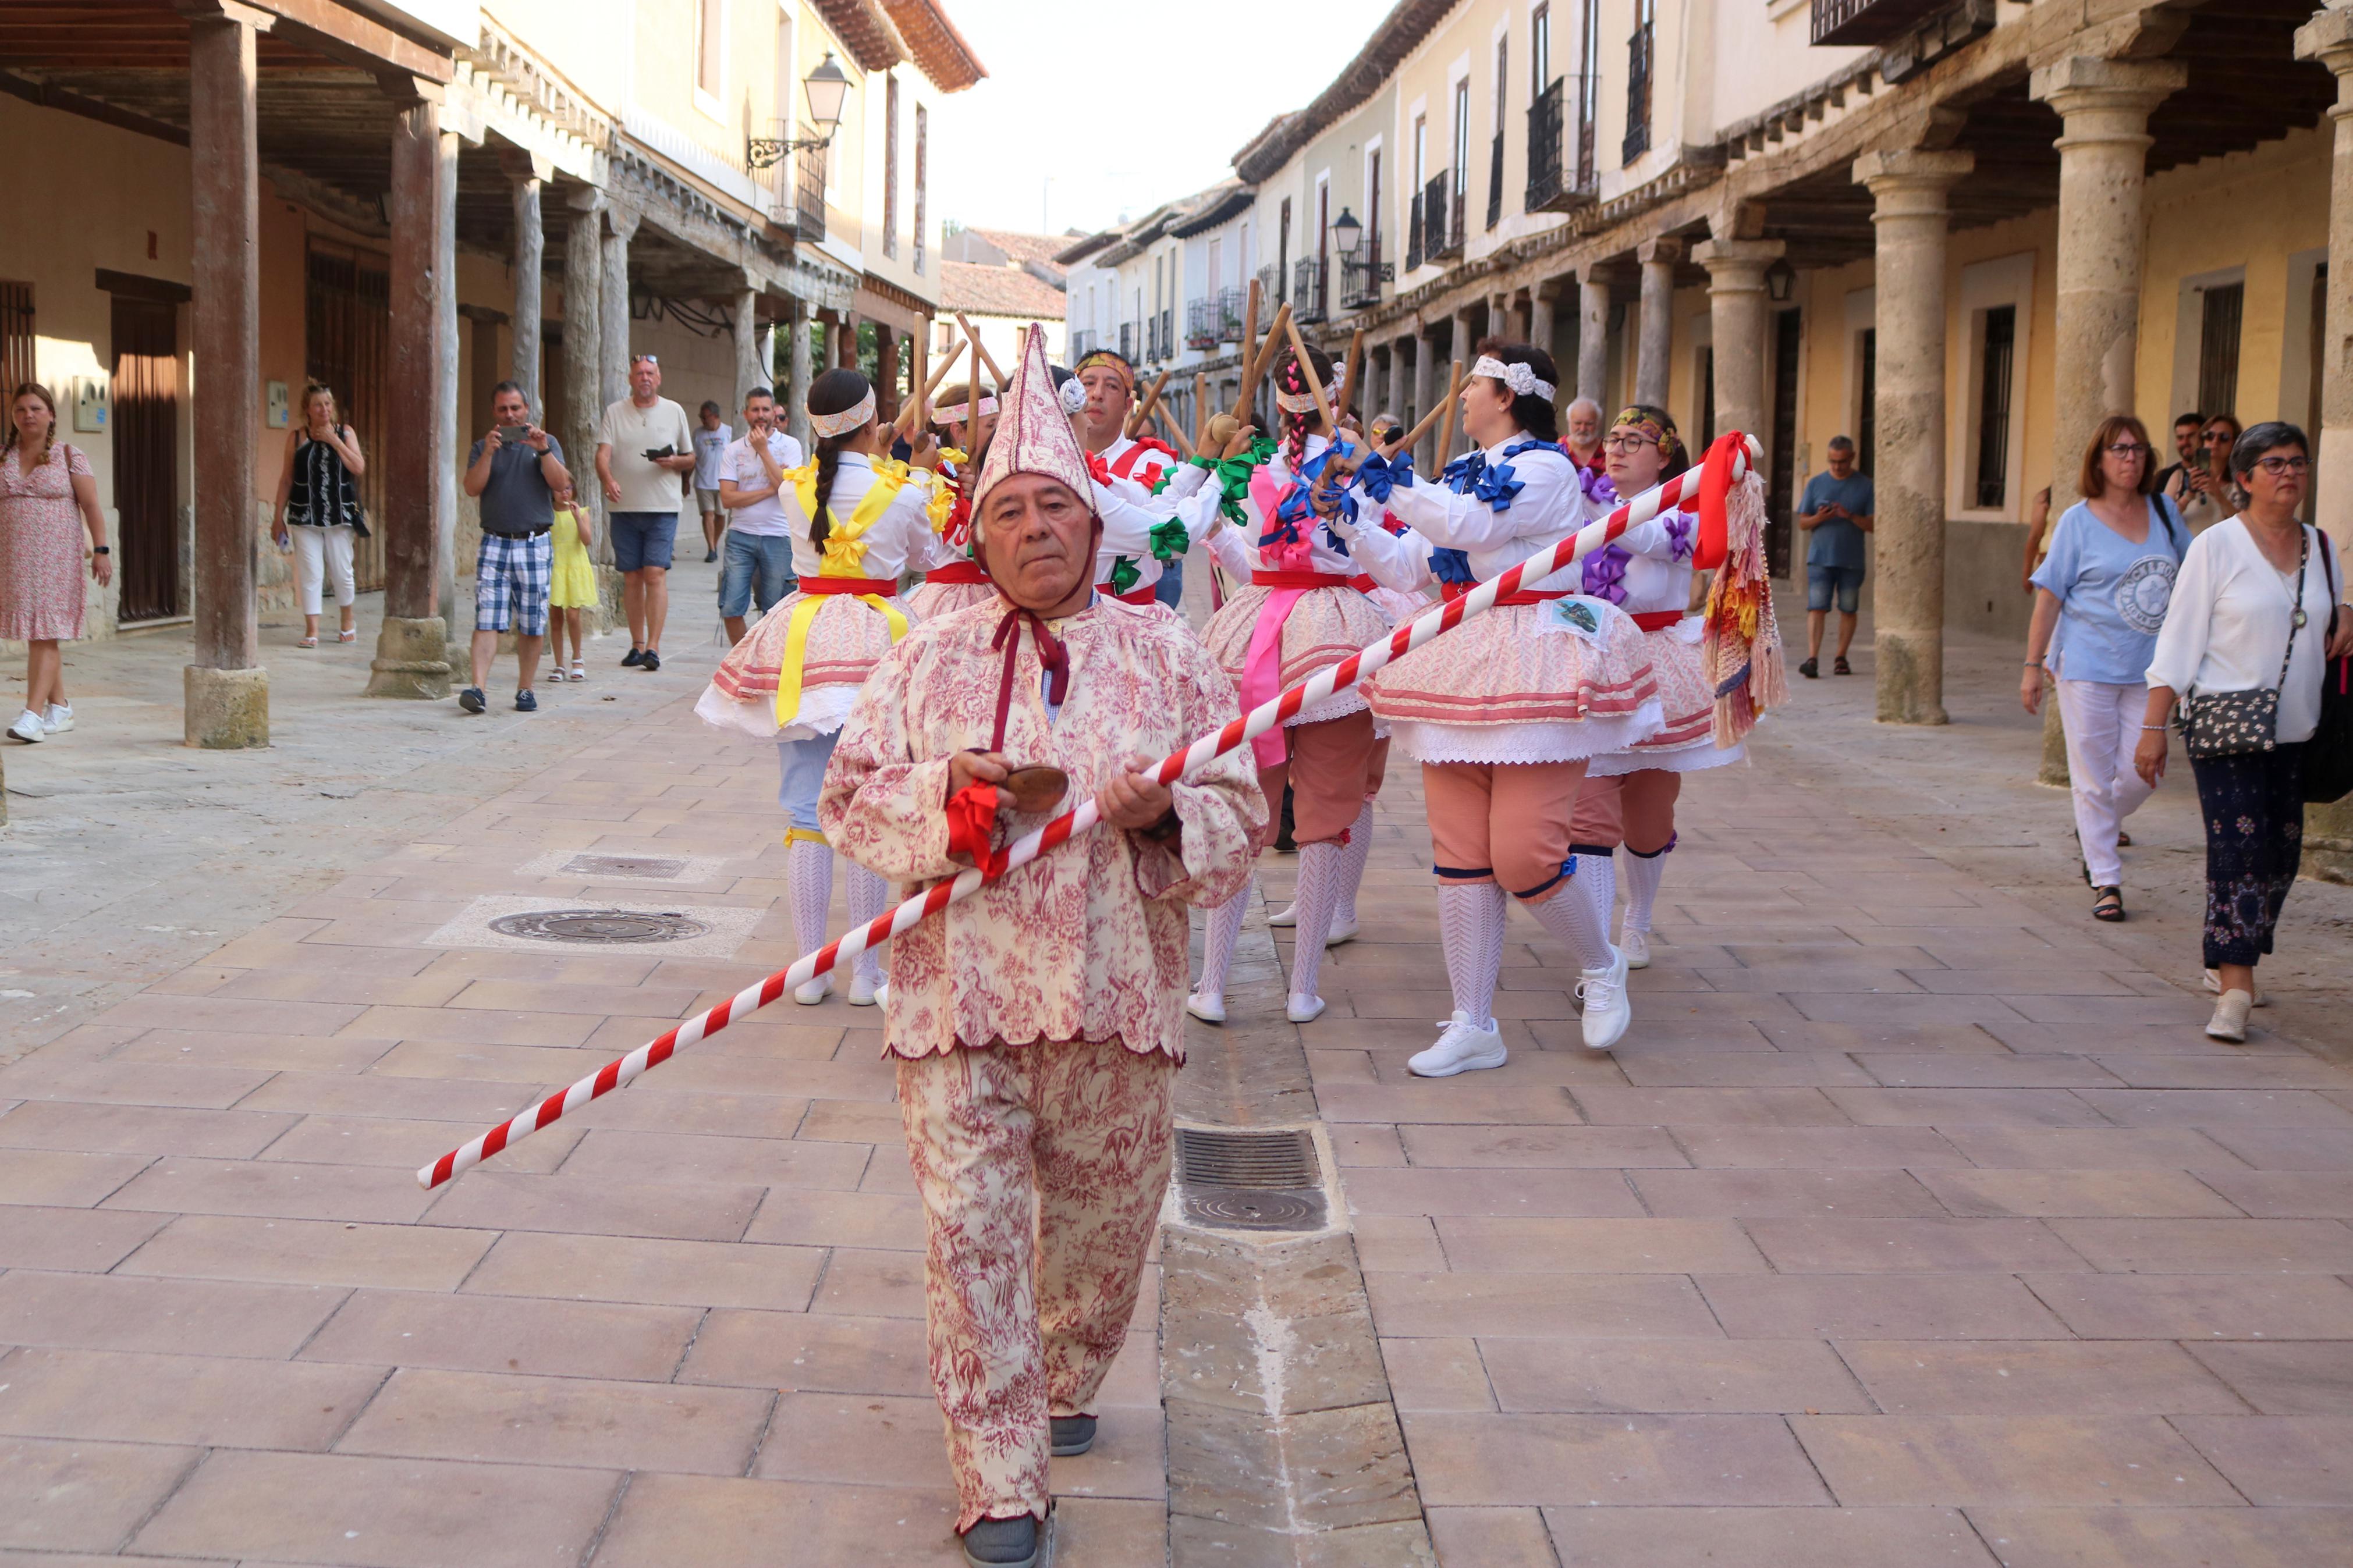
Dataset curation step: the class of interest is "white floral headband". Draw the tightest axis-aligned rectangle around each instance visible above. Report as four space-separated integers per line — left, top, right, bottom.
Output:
933 396 998 424
1472 355 1556 402
808 388 876 439
1059 376 1088 415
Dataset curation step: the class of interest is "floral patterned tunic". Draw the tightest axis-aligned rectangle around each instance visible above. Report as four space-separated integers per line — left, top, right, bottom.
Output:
0 442 93 642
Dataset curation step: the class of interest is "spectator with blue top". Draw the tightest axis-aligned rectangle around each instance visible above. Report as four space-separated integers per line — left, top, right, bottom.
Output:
1797 436 1875 677
2021 414 2188 923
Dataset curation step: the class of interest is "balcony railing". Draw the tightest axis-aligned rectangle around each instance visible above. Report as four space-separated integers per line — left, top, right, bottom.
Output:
1215 286 1244 342
794 144 826 244
1294 257 1328 325
1527 76 1600 213
1811 0 1950 45
1069 328 1098 360
1158 308 1174 361
1406 193 1424 272
1119 322 1134 361
1257 261 1285 305
1188 289 1245 349
1486 131 1506 230
1422 172 1463 262
1623 23 1653 164
1340 240 1390 310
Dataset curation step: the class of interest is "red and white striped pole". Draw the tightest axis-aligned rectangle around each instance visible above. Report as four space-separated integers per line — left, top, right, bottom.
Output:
418 435 1761 1189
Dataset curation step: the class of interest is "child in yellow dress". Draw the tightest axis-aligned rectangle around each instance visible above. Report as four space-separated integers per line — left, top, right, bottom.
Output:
548 481 597 682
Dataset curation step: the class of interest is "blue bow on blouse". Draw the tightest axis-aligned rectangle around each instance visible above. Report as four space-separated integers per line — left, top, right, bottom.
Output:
1429 547 1477 586
1268 442 1360 555
1352 449 1414 503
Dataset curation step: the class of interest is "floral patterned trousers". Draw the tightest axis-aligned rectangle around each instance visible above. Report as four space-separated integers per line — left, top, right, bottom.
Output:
2191 742 2306 968
895 1039 1175 1531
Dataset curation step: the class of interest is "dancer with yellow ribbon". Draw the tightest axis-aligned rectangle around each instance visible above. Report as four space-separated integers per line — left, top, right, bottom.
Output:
696 367 945 1005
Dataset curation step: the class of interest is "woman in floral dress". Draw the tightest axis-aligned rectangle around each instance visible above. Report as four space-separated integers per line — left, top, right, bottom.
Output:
2 383 112 743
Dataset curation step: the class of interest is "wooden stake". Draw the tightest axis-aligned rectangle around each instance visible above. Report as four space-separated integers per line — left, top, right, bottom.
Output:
1332 328 1366 431
1380 362 1468 461
1126 369 1172 439
1152 405 1194 458
895 335 966 436
1238 279 1261 384
1434 358 1463 463
1191 373 1209 451
952 314 1011 393
1280 312 1334 432
1234 301 1291 419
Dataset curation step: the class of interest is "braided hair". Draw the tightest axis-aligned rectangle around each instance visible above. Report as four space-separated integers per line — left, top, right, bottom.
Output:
1472 337 1561 443
1273 343 1335 475
805 367 874 553
3 382 58 465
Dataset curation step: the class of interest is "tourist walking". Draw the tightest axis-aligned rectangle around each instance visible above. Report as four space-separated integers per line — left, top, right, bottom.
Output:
2 383 110 742
715 385 804 645
2138 421 2353 1041
819 325 1259 1568
2152 411 2204 497
459 381 571 713
1796 435 1875 678
2164 413 2241 535
694 399 732 564
2021 415 2187 922
268 383 368 648
595 353 695 671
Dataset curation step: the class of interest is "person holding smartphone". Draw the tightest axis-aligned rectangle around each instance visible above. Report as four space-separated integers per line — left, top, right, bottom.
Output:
1797 436 1876 677
460 381 570 713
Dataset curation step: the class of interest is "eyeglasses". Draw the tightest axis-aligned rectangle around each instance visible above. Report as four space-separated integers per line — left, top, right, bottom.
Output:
2202 429 2234 443
2250 455 2310 476
2103 442 2151 457
1602 434 1659 453
630 354 660 367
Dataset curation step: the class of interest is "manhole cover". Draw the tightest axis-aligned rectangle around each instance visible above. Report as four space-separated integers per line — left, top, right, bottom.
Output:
561 854 688 879
487 909 711 944
1177 1127 1318 1187
1181 1185 1327 1232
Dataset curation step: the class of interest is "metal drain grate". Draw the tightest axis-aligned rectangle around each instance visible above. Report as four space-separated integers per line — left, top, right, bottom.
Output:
562 854 688 879
487 909 711 944
1177 1127 1318 1187
1176 1128 1325 1232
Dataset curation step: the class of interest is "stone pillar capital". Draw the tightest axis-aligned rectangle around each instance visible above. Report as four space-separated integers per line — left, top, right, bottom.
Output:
1691 237 1786 289
1635 235 1683 266
2029 56 2187 145
2297 4 2353 76
1852 147 1975 197
500 147 553 186
605 203 641 242
563 182 605 215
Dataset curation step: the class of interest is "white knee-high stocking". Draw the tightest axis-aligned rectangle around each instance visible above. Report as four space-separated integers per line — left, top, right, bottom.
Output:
1437 882 1507 1030
1335 799 1376 928
1624 840 1672 934
844 862 889 990
1286 841 1346 1005
1194 872 1253 1005
1525 880 1616 972
787 838 835 958
1578 852 1619 945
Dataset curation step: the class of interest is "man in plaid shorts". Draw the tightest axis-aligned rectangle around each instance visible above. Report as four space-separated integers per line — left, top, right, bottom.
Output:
459 382 572 712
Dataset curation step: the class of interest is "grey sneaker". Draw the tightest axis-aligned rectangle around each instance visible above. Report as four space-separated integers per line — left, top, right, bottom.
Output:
457 687 487 714
1050 1414 1096 1456
960 1515 1039 1568
2205 990 2253 1044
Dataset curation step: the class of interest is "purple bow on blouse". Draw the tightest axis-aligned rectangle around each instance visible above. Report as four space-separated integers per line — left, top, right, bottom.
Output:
1582 544 1631 603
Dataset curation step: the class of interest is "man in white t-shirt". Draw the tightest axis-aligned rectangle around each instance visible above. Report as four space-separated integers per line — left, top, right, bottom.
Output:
594 353 695 671
715 385 806 645
693 400 732 565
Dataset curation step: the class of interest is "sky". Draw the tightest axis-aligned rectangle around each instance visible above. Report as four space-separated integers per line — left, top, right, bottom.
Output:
925 0 1396 240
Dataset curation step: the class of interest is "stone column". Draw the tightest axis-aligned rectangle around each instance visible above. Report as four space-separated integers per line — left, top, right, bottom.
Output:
1855 150 1974 726
1692 238 1783 452
1529 286 1558 371
787 296 813 450
507 155 545 410
2297 5 2353 878
367 90 455 698
560 186 603 561
1386 335 1410 429
183 2 268 745
600 205 637 406
1634 236 1681 409
757 323 776 389
1577 269 1612 406
1451 305 1479 456
733 284 761 406
1412 322 1438 471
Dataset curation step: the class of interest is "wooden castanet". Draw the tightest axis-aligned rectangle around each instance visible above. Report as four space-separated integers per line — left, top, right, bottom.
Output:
1000 766 1069 815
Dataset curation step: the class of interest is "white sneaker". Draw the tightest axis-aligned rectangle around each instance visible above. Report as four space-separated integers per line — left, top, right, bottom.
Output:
1576 949 1632 1052
1286 993 1326 1024
2205 989 2253 1043
6 709 43 743
875 981 889 1009
1620 928 1651 969
1185 991 1227 1025
847 972 881 1007
1324 917 1358 947
41 703 73 733
793 975 831 1005
1266 904 1297 928
2202 969 2268 1007
1408 1012 1507 1077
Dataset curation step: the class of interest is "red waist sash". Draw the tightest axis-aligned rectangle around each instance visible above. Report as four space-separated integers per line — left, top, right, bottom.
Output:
799 576 899 595
924 561 989 585
1441 582 1575 608
1251 570 1376 592
1630 610 1688 631
1107 584 1158 606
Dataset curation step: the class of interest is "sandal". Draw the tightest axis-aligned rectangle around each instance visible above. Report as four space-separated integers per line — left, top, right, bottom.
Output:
2091 886 2125 922
2116 830 2131 847
296 635 318 649
1833 655 1852 675
1798 657 1819 679
570 660 587 682
338 629 357 643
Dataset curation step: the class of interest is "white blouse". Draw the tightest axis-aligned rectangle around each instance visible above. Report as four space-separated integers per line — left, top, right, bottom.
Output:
2146 517 2343 745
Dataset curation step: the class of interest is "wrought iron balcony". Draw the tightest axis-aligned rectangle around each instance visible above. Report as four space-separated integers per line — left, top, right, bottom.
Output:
793 144 827 244
1340 241 1391 310
1258 261 1286 305
1486 132 1506 230
1406 193 1424 272
1623 24 1653 164
1423 172 1463 262
1526 76 1600 214
1811 0 1952 45
1294 257 1328 325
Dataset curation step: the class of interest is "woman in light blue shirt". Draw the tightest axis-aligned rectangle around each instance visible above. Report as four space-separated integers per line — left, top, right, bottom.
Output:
2021 415 2187 923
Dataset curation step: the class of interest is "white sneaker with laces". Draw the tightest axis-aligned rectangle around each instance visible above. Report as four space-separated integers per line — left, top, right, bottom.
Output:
1266 904 1297 928
41 703 73 733
2202 968 2267 1007
2205 989 2253 1043
1620 928 1651 970
1408 1012 1507 1077
1185 991 1226 1025
793 975 831 1006
847 972 881 1007
7 709 44 743
1286 994 1326 1024
1576 949 1632 1052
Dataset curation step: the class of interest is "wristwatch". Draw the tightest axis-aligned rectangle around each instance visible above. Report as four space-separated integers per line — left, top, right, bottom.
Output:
92 545 110 555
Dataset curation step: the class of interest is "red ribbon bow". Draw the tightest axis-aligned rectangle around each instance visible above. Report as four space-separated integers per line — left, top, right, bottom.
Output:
945 779 1009 876
1084 450 1113 489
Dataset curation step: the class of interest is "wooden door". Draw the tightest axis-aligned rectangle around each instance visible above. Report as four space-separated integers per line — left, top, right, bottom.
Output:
110 294 180 623
1766 307 1801 580
303 244 392 591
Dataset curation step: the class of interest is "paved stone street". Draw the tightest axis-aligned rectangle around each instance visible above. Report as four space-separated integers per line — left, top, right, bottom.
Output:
5 583 2353 1566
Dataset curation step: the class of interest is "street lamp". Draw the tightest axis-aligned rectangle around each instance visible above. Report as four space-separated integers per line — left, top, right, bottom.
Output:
1332 207 1362 255
747 52 852 170
1764 255 1797 303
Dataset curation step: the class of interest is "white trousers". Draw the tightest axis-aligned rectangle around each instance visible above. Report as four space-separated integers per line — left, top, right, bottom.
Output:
294 525 357 616
2056 677 2157 887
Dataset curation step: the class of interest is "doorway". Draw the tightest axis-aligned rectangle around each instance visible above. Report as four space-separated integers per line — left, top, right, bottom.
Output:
110 294 181 623
303 243 392 592
1766 306 1801 579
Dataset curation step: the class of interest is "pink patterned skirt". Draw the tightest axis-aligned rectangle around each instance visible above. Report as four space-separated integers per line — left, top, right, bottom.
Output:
1362 599 1658 730
1589 616 1744 776
1201 582 1393 727
699 585 906 740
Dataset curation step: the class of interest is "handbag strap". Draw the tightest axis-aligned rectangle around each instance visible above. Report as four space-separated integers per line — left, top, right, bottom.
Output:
2276 527 2311 693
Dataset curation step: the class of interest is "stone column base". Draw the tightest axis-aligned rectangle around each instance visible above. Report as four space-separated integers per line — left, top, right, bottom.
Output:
1873 631 1949 725
184 663 269 749
2306 798 2353 884
365 614 453 700
595 563 626 635
2038 699 2072 787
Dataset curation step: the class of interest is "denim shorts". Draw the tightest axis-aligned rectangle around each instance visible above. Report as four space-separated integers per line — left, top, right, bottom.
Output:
610 511 677 573
719 531 797 618
1807 562 1864 614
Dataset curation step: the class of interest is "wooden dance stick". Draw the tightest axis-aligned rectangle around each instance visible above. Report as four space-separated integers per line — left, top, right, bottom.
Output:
952 314 1012 394
1378 364 1470 461
1192 374 1210 451
894 335 966 436
1126 369 1172 438
1239 279 1261 379
1234 302 1291 417
1279 312 1335 432
413 434 1765 1190
1331 328 1367 429
1152 407 1194 458
1435 358 1463 460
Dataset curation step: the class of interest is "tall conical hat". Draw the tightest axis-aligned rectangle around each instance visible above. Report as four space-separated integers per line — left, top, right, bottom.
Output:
971 323 1092 518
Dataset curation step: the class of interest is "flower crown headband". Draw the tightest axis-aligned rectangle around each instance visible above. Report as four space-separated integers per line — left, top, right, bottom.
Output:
808 389 876 439
1611 405 1683 461
1472 354 1557 402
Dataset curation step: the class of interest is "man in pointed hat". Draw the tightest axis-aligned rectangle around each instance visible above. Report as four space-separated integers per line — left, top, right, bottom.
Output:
821 325 1265 1568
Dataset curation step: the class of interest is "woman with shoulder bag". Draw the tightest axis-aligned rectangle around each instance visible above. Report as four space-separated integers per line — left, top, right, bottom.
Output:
270 383 369 648
2137 422 2353 1041
2022 415 2188 922
1 383 112 742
